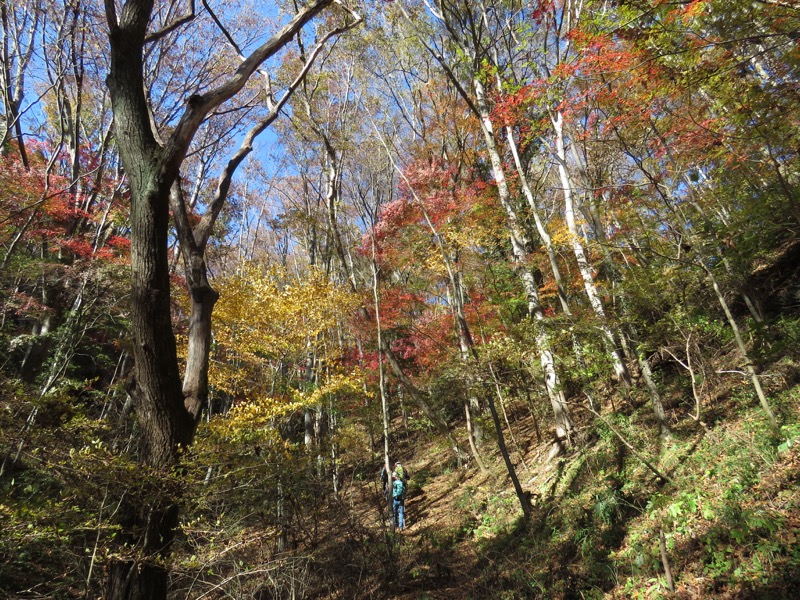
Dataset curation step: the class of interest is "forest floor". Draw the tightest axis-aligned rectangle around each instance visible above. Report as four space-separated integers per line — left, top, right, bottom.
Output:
301 369 800 600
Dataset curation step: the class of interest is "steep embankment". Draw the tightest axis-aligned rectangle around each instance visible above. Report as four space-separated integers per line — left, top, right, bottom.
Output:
302 372 800 599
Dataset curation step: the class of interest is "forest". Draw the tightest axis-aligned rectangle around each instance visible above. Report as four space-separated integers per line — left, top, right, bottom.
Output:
1 0 799 598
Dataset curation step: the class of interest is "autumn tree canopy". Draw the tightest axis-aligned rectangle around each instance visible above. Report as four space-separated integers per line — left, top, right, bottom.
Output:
1 0 799 598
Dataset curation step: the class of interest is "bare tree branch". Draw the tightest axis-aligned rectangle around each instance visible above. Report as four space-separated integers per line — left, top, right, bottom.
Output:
162 0 335 170
192 11 364 251
199 0 243 58
145 0 196 44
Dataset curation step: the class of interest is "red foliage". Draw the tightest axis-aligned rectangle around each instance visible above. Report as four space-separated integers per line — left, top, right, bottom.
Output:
3 291 54 319
366 158 483 266
372 197 415 244
378 288 425 329
1 151 131 267
106 235 131 250
491 84 542 128
397 159 462 224
59 238 94 258
528 0 554 24
393 311 454 371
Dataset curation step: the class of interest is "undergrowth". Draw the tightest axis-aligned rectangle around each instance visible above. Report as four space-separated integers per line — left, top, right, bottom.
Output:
396 385 800 600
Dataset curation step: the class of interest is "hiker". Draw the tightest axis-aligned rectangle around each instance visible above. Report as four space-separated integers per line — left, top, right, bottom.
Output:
394 462 408 484
392 471 406 531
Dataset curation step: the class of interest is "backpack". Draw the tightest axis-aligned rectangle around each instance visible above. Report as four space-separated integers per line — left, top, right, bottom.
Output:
392 478 405 501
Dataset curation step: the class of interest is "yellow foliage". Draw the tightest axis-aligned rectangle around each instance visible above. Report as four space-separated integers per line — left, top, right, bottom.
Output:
208 396 306 441
209 263 359 399
206 371 368 443
442 215 503 251
291 372 371 406
547 218 573 247
422 247 449 276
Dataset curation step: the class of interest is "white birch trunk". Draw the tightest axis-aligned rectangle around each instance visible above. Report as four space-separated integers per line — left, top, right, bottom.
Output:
369 239 393 500
552 110 631 388
474 77 573 439
505 126 572 315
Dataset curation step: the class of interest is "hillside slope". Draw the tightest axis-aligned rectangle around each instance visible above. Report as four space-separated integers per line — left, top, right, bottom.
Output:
287 376 800 599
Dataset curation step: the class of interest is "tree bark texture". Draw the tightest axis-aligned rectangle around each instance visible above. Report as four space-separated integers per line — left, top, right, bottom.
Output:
103 0 336 596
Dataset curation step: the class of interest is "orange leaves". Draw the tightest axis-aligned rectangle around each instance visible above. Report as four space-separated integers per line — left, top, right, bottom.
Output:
490 83 542 129
665 0 709 24
377 288 425 328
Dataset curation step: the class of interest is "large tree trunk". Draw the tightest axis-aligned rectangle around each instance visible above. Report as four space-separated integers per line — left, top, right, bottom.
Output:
107 562 168 600
125 190 191 467
105 11 190 592
103 1 339 593
107 180 192 597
